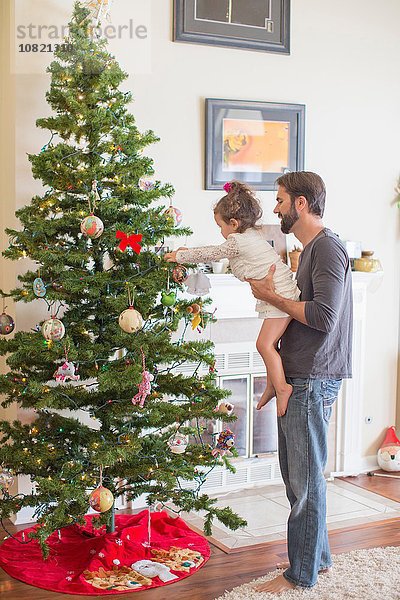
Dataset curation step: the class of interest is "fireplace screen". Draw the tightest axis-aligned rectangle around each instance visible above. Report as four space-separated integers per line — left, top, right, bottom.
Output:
219 374 278 457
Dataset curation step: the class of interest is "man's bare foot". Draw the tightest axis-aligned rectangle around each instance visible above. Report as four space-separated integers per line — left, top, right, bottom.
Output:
276 561 331 574
256 381 275 410
254 574 295 594
276 383 293 417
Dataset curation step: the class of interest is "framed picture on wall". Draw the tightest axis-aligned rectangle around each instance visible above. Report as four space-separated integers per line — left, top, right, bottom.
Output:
174 0 290 55
205 98 305 191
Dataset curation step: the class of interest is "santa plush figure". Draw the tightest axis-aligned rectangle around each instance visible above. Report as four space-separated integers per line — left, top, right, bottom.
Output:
377 426 400 472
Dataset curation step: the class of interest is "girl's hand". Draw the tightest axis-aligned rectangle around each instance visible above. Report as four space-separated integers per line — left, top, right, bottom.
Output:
164 251 178 262
164 247 188 263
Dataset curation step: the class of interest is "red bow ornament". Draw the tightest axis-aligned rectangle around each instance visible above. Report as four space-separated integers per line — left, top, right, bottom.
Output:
116 230 143 253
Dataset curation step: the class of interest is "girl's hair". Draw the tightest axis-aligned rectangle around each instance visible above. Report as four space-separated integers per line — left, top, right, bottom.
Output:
214 181 262 233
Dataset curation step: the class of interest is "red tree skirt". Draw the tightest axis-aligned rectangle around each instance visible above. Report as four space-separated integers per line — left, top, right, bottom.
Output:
0 510 210 595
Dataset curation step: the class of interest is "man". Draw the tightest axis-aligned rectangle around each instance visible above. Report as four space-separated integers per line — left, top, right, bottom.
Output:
247 171 353 594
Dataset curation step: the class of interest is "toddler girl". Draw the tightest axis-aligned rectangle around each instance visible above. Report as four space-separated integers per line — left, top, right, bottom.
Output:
164 181 300 416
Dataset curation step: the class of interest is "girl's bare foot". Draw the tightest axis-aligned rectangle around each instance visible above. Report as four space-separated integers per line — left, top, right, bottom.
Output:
276 383 293 417
256 381 275 410
276 561 331 573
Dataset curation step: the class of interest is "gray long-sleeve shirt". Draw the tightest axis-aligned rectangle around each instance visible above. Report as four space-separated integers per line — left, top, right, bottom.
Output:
280 228 353 379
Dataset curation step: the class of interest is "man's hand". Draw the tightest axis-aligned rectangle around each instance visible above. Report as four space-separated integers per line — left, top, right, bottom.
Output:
247 264 308 325
246 264 277 302
164 247 188 263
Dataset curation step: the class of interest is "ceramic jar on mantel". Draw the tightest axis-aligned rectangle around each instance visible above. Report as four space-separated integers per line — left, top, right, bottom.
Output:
288 249 302 273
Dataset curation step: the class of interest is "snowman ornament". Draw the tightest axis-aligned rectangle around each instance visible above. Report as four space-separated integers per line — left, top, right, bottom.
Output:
377 426 400 472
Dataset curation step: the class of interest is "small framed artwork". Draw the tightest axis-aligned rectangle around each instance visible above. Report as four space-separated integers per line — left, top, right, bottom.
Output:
205 98 305 191
174 0 290 55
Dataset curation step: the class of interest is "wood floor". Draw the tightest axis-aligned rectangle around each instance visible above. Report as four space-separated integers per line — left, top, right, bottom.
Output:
340 470 400 503
1 473 399 600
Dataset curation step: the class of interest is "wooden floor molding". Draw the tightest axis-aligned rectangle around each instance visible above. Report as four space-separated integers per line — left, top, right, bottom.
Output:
1 473 399 600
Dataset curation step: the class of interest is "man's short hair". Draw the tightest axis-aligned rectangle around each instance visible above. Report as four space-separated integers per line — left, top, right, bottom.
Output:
276 171 326 217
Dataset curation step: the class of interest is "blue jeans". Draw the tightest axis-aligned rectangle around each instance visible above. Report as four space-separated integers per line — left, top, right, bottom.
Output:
278 377 342 588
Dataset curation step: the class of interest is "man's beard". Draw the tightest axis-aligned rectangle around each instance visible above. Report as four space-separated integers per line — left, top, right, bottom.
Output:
279 204 299 234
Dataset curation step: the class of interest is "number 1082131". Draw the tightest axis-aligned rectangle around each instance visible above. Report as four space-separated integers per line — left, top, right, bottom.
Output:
18 43 73 53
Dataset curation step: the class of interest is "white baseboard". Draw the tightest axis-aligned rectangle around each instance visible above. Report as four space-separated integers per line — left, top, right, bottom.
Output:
331 455 378 478
358 454 379 472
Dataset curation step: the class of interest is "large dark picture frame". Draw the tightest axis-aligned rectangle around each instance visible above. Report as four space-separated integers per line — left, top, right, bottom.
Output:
205 99 305 191
174 0 290 54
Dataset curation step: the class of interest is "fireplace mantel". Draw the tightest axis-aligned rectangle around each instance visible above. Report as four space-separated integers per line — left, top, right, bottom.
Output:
206 272 383 320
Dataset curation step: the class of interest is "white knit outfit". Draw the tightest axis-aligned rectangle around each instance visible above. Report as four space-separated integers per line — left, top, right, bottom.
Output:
176 227 300 318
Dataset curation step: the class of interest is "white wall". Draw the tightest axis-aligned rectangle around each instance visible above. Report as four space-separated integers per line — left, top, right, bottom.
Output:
7 0 400 458
0 0 17 426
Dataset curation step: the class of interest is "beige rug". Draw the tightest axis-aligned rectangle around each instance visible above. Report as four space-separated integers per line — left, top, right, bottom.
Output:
214 546 400 600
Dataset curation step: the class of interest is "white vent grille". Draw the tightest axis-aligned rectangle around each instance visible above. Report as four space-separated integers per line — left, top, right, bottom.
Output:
170 457 281 497
200 469 224 489
179 478 196 490
274 463 282 479
228 352 250 370
250 463 273 482
214 354 225 371
252 352 264 370
227 468 248 486
171 343 266 376
175 361 206 374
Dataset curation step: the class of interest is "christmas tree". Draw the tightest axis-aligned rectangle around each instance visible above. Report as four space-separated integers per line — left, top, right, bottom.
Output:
0 1 245 556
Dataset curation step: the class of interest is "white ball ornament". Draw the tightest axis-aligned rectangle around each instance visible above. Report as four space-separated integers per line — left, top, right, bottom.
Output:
138 176 155 192
167 433 188 454
41 317 65 341
80 214 104 239
118 306 143 333
164 205 182 227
